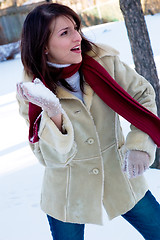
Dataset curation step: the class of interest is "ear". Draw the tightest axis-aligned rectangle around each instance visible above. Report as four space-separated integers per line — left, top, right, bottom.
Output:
44 47 49 55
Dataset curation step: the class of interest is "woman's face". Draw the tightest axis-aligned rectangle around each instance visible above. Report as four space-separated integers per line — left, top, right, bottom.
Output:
46 15 82 65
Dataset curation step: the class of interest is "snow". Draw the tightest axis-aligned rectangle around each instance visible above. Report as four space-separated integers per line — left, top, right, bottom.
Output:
0 41 20 62
21 80 59 103
0 13 160 240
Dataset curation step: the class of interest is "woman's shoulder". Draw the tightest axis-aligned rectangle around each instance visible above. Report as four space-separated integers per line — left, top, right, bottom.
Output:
87 43 119 59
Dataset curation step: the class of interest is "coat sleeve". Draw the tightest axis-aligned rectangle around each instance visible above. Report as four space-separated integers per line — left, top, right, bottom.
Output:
16 72 77 168
102 54 157 164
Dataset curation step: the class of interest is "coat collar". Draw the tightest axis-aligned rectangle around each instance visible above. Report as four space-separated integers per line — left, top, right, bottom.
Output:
87 43 119 60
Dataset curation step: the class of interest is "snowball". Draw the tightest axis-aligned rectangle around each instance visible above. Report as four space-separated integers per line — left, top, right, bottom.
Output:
22 80 59 103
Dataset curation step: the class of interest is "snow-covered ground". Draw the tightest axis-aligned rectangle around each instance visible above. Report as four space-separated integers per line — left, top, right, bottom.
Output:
0 13 160 240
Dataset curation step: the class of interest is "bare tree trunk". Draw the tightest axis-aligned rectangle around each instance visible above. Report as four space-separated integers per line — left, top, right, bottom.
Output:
119 0 160 168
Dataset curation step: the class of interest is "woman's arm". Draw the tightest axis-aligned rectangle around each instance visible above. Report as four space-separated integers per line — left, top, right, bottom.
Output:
16 78 77 168
101 54 157 165
51 113 62 132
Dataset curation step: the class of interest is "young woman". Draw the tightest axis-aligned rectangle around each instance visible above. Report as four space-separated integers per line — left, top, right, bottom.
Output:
16 3 160 240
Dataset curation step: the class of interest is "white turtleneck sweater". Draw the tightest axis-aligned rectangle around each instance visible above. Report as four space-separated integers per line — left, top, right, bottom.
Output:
47 61 83 101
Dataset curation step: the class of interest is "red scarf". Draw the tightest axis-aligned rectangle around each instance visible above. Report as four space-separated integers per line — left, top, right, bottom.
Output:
29 54 160 147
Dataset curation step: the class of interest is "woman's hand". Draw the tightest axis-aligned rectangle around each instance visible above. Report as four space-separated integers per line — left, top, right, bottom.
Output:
123 150 150 178
16 78 62 118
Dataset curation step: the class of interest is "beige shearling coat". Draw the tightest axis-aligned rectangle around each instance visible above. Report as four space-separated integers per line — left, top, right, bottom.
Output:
17 44 157 225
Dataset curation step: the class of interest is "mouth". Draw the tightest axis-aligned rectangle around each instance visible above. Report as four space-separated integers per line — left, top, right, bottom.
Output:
71 45 81 53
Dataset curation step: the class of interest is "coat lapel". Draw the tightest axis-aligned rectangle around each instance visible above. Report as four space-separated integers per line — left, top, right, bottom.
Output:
56 82 94 111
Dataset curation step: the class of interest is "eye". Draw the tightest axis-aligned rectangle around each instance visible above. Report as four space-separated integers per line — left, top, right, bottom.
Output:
61 31 68 36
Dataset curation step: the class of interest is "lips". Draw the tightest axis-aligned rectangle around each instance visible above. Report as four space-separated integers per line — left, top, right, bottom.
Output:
71 45 81 52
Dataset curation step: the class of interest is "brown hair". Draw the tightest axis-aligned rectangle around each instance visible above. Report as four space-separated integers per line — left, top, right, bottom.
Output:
21 3 94 93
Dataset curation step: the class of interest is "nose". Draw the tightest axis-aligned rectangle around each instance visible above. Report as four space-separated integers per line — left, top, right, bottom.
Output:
73 30 82 42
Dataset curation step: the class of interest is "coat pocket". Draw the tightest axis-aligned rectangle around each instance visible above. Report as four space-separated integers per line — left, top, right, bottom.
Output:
39 140 78 168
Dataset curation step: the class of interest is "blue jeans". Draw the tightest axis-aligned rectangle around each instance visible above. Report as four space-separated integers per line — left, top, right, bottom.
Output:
47 190 160 240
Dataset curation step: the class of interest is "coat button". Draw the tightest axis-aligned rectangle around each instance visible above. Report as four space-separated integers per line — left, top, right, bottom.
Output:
87 138 94 144
92 168 99 175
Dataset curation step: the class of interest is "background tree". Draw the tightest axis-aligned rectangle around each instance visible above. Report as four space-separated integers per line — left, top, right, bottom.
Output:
119 0 160 168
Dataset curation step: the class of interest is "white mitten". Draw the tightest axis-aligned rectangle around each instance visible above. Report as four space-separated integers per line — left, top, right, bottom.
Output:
123 150 150 178
16 78 62 118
